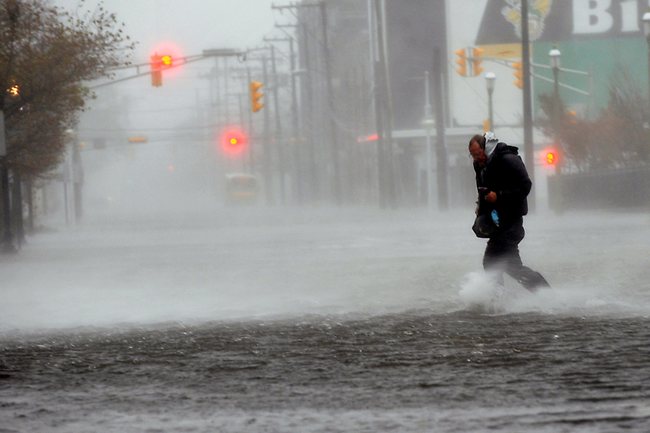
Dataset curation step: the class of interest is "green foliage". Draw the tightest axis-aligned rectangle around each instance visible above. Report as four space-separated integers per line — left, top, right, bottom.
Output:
1 0 135 176
538 68 650 172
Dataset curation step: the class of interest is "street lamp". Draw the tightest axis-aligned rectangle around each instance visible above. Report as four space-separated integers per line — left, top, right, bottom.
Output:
422 70 435 212
549 47 562 174
549 47 561 131
484 72 496 132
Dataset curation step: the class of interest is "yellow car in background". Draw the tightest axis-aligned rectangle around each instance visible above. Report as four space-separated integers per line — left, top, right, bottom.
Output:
224 173 258 205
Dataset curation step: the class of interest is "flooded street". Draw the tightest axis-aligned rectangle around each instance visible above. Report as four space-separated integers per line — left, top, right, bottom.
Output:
1 206 650 432
2 313 649 432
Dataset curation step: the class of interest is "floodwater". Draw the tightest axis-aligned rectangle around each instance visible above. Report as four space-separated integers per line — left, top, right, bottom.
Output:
1 205 650 432
2 312 649 432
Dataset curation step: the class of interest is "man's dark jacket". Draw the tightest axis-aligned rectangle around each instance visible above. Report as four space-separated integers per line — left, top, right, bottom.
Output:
473 142 531 227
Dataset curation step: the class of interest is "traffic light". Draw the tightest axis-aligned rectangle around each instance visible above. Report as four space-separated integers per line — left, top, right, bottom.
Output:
545 151 558 166
472 47 484 76
160 54 173 68
249 81 264 113
150 53 173 87
567 110 578 124
512 62 523 89
542 146 560 168
7 83 19 97
454 48 467 77
220 126 248 157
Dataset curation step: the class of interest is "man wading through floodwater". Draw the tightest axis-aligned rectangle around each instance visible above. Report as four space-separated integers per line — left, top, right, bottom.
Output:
468 132 550 292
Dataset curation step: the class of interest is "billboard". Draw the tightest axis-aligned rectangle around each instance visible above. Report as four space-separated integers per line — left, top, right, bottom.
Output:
474 0 649 116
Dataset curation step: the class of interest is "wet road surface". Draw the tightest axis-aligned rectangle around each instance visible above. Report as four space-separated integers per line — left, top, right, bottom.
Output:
1 311 649 432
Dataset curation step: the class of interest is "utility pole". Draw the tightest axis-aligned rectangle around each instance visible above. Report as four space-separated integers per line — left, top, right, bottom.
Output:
222 57 230 125
213 60 222 127
288 36 303 203
245 65 256 172
275 27 303 203
422 71 434 212
432 47 449 210
267 32 301 203
261 55 274 205
372 0 396 208
521 0 536 210
269 44 286 204
273 1 341 204
318 1 341 204
273 4 318 201
300 21 319 201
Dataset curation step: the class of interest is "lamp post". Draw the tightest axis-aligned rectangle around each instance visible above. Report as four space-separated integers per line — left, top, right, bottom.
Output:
643 12 650 114
484 72 496 132
549 47 561 132
422 70 435 212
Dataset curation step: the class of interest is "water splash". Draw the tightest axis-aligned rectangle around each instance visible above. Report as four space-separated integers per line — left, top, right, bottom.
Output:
458 271 650 318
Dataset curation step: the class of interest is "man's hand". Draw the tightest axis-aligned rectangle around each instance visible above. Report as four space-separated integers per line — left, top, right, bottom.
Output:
485 191 497 203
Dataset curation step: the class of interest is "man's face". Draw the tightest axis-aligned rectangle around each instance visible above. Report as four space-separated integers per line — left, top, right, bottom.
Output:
469 141 487 166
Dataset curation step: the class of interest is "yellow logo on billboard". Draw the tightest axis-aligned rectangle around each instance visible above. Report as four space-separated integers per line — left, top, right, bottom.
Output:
502 0 553 41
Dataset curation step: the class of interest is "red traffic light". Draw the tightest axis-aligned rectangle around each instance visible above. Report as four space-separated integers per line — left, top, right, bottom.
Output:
149 42 182 87
545 151 557 165
150 53 172 87
542 147 560 166
220 127 248 156
150 53 174 70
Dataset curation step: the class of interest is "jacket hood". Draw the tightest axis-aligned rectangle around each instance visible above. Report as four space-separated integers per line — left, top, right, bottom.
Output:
493 142 520 156
484 132 499 159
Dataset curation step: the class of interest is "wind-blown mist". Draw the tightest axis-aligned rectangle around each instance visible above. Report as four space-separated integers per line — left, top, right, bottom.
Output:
81 140 218 218
3 165 650 333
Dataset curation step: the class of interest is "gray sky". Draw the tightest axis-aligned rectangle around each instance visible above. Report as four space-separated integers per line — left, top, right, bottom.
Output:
53 0 278 59
51 0 285 136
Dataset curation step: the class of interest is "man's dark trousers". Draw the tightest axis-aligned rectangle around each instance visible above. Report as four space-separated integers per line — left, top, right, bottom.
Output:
483 217 550 292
